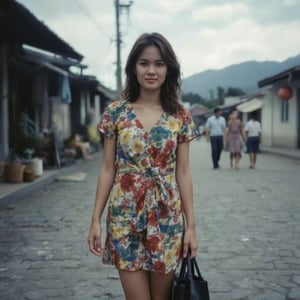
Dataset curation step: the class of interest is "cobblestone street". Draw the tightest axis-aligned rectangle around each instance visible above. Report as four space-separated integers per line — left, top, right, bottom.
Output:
0 139 300 299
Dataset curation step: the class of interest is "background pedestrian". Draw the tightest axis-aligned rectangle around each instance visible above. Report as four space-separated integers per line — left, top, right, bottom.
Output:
245 112 262 169
205 107 226 169
224 110 245 170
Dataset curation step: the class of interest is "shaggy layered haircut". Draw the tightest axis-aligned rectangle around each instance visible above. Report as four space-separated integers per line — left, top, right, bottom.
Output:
122 32 183 114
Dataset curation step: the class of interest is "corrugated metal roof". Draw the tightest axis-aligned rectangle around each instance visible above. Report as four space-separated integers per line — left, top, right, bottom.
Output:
236 98 264 113
0 0 83 60
258 65 300 88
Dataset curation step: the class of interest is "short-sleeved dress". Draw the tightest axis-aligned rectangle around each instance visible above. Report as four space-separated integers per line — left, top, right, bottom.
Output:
227 121 243 154
98 100 198 274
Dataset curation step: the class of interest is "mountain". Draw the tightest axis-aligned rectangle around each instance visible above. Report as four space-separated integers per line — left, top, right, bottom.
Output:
182 54 300 98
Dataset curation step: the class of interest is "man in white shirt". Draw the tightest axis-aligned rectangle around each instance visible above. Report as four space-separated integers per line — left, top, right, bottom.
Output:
205 107 226 169
245 112 262 169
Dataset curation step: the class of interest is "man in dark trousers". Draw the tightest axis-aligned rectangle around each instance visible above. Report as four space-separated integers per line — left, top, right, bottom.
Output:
205 107 226 169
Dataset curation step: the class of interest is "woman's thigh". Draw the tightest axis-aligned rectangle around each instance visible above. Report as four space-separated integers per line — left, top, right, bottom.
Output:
118 269 151 300
150 271 175 300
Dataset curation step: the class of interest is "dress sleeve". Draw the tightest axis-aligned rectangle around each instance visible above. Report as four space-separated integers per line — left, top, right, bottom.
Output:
178 109 199 143
97 102 118 139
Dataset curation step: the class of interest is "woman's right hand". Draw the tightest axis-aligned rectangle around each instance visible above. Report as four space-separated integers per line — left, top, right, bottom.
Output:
87 221 103 256
183 227 198 258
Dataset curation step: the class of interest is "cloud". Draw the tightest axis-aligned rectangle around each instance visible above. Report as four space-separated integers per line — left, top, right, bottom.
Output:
158 0 197 14
175 18 300 79
17 0 300 89
192 3 249 23
283 0 299 5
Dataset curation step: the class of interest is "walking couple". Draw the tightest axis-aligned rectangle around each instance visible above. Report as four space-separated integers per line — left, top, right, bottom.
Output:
205 108 261 170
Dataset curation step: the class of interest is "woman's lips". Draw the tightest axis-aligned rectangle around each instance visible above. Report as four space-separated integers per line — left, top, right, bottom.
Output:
145 78 157 83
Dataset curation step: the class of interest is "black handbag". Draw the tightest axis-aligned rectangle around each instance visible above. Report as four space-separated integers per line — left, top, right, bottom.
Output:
171 252 210 300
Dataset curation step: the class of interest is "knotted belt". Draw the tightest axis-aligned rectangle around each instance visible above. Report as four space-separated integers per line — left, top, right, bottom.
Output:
116 166 175 237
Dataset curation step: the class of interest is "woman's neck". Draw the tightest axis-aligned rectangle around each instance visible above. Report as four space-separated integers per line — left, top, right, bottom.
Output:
136 89 161 106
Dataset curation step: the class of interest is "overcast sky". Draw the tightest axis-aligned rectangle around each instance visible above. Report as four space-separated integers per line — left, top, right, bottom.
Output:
18 0 300 90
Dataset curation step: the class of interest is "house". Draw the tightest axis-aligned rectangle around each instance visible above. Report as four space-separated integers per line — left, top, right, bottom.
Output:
0 0 115 162
236 93 264 124
185 64 300 152
200 96 246 123
257 65 300 149
189 104 209 128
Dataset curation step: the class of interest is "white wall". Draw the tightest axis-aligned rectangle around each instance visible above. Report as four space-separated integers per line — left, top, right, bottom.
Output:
261 82 299 148
261 89 273 147
273 83 297 147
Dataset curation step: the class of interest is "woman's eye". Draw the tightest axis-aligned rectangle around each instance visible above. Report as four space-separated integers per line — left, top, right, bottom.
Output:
157 62 165 67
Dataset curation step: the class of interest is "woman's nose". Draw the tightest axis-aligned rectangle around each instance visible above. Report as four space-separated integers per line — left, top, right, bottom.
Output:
147 64 155 74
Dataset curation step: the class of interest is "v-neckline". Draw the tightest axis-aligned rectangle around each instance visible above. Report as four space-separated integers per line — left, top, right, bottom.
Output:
129 103 165 133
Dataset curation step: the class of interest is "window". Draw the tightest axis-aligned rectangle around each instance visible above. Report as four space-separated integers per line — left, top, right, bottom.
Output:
281 100 289 122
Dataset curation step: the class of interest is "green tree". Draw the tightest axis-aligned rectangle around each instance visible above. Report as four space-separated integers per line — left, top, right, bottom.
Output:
217 86 225 105
181 92 206 106
209 89 214 101
225 87 245 97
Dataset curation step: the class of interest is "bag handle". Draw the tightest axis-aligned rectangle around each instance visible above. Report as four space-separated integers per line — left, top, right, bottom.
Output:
178 253 188 280
178 249 205 281
191 257 204 281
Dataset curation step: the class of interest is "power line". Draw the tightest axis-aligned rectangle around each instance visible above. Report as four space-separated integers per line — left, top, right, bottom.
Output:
73 0 112 40
73 0 114 73
115 0 133 95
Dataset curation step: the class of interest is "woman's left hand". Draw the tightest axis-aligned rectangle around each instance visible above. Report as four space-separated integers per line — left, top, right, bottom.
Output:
183 228 198 258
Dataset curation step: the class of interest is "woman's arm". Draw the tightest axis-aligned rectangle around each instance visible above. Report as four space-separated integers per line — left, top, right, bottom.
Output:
87 136 116 256
204 119 210 142
240 121 246 141
175 141 198 258
224 122 229 141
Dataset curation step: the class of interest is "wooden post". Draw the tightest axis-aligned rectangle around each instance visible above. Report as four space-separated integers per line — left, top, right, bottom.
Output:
0 42 9 160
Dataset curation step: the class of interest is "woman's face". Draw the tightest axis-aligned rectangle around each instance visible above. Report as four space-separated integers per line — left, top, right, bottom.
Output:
232 111 238 119
135 45 168 92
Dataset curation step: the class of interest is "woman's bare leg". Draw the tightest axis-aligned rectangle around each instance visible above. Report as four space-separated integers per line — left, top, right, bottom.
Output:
249 152 255 168
118 270 151 300
150 271 175 300
234 153 240 169
253 153 257 168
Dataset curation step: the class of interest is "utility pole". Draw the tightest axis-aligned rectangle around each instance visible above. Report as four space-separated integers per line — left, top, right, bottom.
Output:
115 0 133 96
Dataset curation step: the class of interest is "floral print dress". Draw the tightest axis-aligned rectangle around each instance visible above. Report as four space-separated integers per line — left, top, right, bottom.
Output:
98 100 198 274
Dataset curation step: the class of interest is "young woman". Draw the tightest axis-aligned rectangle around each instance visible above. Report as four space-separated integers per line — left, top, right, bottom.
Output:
245 112 262 169
87 32 199 300
224 110 245 170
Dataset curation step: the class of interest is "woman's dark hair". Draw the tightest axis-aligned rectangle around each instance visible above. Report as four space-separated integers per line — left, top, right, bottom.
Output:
249 112 257 119
122 32 183 114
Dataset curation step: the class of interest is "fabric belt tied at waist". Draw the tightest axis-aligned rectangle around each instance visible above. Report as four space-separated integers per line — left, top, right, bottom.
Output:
116 167 175 237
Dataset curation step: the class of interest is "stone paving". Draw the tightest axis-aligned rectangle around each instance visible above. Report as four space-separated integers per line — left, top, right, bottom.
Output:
0 138 300 299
